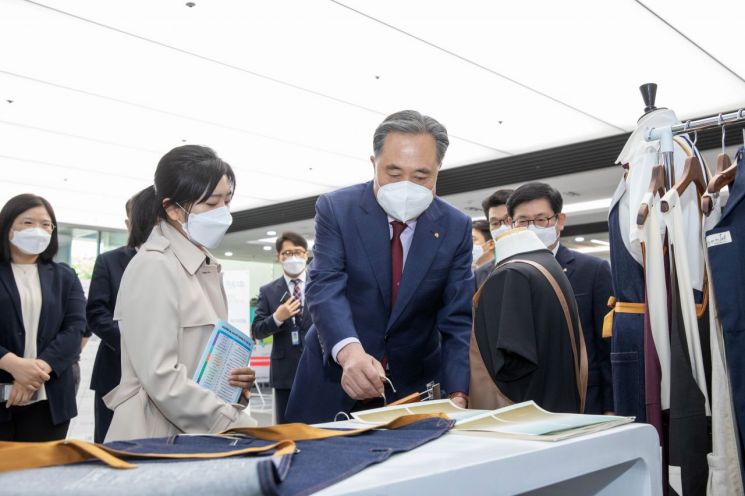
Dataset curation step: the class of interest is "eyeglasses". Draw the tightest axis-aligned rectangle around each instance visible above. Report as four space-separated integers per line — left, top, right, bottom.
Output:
280 249 307 258
16 219 55 232
512 214 558 228
489 218 510 229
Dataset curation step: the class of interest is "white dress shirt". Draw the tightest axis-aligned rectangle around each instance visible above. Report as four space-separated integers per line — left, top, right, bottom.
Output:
331 217 419 363
11 263 46 402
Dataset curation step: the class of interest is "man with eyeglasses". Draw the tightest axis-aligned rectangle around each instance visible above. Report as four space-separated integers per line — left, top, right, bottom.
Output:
507 182 613 415
474 189 514 290
251 232 312 424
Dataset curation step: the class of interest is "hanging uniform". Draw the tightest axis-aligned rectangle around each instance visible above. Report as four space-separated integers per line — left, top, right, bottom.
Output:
637 192 670 441
702 183 744 495
660 187 712 496
606 180 647 421
706 146 745 485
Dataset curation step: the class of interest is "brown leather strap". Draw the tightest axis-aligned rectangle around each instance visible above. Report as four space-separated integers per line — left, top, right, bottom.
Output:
468 325 514 410
0 414 447 473
498 259 589 413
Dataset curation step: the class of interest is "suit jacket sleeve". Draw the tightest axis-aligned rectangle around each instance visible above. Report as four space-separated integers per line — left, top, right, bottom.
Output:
592 259 614 411
119 254 249 433
306 194 359 363
251 286 283 340
39 268 87 375
86 254 120 351
437 217 475 394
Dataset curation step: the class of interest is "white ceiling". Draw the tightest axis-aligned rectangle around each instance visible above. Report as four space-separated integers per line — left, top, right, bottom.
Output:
1 0 743 231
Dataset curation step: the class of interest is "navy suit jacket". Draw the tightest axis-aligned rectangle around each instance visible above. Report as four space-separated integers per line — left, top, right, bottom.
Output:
474 260 495 291
286 181 474 423
0 261 86 424
251 275 312 390
87 246 136 395
555 244 614 413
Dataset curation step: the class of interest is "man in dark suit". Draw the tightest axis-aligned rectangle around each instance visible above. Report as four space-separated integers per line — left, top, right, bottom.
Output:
251 231 312 424
285 110 474 424
474 189 513 290
507 182 613 414
87 190 152 443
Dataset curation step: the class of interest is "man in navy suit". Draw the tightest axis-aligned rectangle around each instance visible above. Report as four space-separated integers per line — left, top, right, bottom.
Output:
286 110 474 424
507 182 613 414
251 232 313 424
87 190 152 443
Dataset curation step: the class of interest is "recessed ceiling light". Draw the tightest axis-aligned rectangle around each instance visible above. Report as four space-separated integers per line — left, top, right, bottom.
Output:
563 197 612 214
590 239 610 246
266 230 277 236
574 236 585 242
224 251 233 257
262 246 272 251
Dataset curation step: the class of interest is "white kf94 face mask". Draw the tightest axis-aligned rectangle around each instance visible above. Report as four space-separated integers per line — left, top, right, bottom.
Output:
376 181 434 222
10 228 52 255
180 205 233 249
528 224 559 248
282 257 306 276
471 243 484 264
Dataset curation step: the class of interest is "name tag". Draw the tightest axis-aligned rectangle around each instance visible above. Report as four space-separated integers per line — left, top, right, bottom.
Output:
706 231 733 248
291 330 300 347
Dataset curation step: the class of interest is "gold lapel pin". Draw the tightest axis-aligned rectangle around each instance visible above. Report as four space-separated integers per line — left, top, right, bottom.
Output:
434 232 440 238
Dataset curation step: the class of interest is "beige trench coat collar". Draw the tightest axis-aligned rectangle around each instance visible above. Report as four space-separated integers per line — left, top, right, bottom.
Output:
151 220 218 275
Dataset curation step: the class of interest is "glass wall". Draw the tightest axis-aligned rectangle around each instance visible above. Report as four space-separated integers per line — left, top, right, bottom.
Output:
55 224 128 296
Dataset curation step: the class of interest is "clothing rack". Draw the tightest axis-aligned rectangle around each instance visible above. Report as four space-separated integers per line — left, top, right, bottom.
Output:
640 81 745 186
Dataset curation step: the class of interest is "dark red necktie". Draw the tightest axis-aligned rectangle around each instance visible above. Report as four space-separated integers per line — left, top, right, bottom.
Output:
390 221 407 306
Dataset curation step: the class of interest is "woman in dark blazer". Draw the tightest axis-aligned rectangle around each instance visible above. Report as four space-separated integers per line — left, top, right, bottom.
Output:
87 187 152 443
0 194 86 441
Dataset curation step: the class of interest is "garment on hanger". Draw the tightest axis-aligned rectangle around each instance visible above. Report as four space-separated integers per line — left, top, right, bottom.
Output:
606 181 647 421
660 189 711 413
702 186 744 496
660 187 712 496
637 192 671 411
706 146 745 480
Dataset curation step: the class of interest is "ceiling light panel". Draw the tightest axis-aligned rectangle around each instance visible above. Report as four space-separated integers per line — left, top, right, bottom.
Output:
339 0 745 126
13 0 616 155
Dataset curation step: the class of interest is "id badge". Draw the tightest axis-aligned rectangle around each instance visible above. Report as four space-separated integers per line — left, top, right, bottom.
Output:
291 330 300 347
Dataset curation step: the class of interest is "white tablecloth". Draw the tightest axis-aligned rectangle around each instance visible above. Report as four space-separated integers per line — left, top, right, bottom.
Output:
315 422 662 496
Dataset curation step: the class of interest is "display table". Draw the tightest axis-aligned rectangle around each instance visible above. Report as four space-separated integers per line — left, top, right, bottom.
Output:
315 422 661 496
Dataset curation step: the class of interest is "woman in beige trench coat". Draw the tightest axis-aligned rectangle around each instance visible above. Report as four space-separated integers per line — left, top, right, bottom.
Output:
104 145 257 442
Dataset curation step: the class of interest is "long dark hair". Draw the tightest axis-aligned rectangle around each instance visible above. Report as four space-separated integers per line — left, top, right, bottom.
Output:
127 187 156 249
0 194 59 263
141 145 236 228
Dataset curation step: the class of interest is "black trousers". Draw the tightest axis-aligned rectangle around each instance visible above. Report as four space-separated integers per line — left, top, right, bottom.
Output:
275 388 292 424
94 391 115 443
0 400 69 442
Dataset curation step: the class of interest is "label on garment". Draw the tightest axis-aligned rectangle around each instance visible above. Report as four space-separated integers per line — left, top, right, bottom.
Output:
291 330 300 346
706 231 733 248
